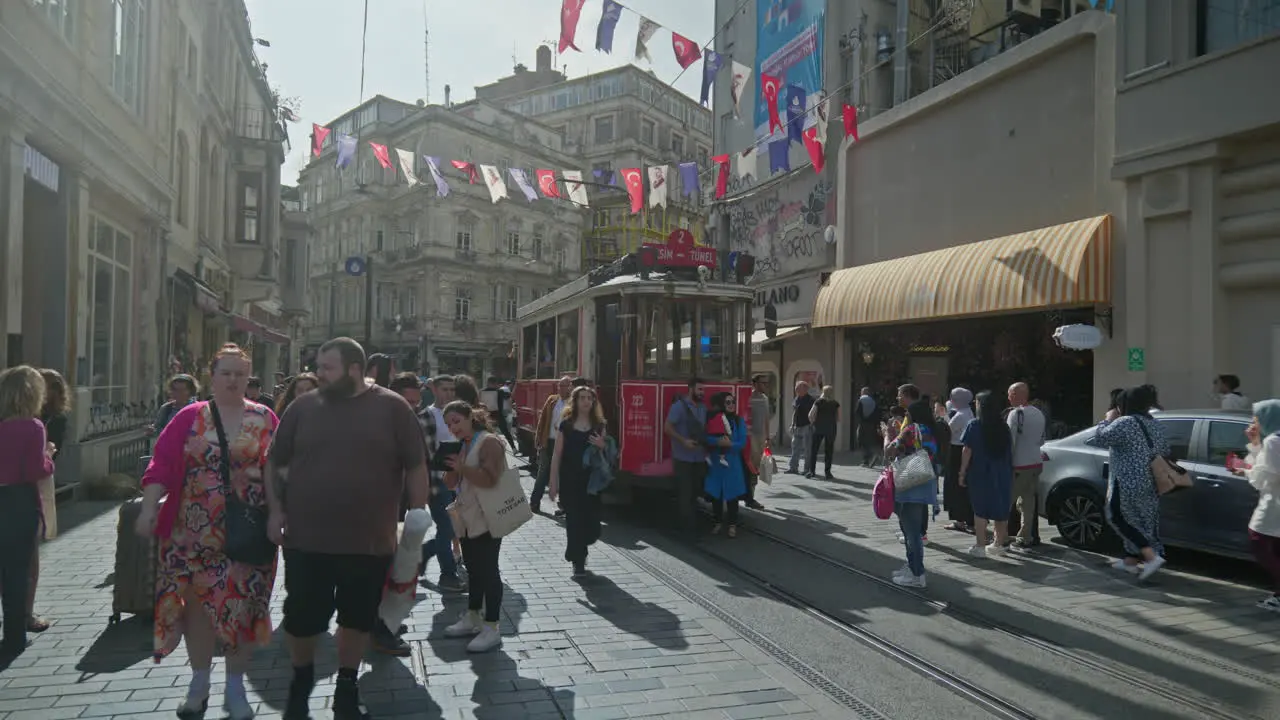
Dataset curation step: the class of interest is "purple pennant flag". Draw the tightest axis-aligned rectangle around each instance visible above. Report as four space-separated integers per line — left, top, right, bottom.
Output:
785 85 807 145
700 49 723 107
678 162 700 197
593 168 616 186
596 0 622 53
508 168 539 202
423 156 449 197
335 134 357 169
769 138 790 175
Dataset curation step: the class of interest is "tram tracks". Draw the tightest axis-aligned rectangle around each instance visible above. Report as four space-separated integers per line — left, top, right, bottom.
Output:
673 519 1265 720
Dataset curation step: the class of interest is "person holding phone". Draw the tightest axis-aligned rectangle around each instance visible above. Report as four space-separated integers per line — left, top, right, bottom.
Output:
549 386 608 578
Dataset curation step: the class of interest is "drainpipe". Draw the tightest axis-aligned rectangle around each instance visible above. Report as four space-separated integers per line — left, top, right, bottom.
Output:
893 0 910 106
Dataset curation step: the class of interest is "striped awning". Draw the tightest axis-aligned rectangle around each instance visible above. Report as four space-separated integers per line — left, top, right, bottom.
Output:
813 215 1112 328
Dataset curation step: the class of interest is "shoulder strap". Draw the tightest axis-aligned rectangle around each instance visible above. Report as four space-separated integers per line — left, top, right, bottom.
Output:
208 402 233 494
1134 417 1156 452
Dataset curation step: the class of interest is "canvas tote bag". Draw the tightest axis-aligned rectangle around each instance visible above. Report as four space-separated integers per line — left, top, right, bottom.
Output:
467 432 533 539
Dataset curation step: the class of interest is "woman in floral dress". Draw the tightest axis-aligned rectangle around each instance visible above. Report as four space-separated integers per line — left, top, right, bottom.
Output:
1086 385 1168 581
137 343 278 720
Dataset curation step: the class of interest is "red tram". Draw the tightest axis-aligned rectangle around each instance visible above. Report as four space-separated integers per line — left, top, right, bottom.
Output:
513 231 756 498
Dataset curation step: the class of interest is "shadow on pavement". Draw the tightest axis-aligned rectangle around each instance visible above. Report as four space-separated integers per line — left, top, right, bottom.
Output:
74 614 153 675
574 572 690 651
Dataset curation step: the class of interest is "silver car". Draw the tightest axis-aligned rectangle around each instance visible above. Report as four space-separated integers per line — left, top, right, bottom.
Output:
1038 409 1257 560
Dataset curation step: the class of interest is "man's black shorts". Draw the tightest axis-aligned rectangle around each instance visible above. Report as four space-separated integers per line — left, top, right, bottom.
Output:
282 550 392 637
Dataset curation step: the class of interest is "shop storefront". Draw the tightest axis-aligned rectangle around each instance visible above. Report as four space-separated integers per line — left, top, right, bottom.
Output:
814 216 1116 436
749 272 828 446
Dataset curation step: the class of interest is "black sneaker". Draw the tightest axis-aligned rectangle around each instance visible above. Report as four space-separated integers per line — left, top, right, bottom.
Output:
572 561 588 578
372 623 411 657
745 499 765 510
283 679 314 720
438 574 466 592
333 678 372 720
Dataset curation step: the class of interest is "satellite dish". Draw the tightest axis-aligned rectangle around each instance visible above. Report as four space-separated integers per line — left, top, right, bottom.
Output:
824 225 837 245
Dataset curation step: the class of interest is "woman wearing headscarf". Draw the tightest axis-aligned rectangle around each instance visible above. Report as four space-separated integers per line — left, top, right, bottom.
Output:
1086 385 1168 580
943 387 975 533
703 391 750 538
1235 399 1280 612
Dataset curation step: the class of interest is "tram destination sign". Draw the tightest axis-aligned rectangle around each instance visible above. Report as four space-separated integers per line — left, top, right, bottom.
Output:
639 229 718 269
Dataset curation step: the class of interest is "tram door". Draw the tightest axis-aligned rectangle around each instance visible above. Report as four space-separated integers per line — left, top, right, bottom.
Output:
596 299 622 427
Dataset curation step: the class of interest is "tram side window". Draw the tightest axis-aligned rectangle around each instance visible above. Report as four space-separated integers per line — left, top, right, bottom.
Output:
537 319 556 378
556 310 579 375
521 325 537 379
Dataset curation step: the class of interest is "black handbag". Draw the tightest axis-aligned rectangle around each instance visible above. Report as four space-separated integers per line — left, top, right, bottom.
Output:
210 402 277 566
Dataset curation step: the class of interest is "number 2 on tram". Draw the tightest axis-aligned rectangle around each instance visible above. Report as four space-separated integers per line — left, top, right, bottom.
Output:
513 255 755 498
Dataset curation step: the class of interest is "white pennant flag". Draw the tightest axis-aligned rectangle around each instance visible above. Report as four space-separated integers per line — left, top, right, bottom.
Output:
395 148 418 186
562 170 590 207
479 164 507 203
729 61 752 118
635 17 659 62
735 149 754 180
647 165 668 209
807 90 830 145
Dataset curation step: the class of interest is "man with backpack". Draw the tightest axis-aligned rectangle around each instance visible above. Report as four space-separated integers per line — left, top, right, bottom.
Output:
664 377 708 533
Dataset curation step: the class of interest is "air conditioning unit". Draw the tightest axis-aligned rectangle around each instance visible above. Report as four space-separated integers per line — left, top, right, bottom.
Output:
1010 0 1042 18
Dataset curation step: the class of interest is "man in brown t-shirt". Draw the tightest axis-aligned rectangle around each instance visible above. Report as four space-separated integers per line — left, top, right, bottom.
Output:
265 337 428 720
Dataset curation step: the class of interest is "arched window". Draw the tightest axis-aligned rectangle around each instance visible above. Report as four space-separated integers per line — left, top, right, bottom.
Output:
175 133 190 227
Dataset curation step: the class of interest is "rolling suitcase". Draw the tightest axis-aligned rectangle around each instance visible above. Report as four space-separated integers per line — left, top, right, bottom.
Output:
110 497 157 624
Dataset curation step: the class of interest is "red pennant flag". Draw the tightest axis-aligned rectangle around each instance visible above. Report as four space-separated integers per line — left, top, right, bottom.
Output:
369 142 393 170
842 103 859 142
802 127 825 174
621 168 644 214
450 160 479 184
311 124 330 157
558 0 587 53
535 169 561 199
671 32 701 69
761 73 783 134
711 154 730 199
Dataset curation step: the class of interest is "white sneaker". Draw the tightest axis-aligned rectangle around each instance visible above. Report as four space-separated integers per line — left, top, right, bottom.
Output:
892 572 926 588
896 532 905 544
1111 559 1140 575
891 563 911 579
445 610 482 637
965 545 986 558
467 623 502 652
1138 555 1166 580
986 544 1008 558
1257 595 1280 613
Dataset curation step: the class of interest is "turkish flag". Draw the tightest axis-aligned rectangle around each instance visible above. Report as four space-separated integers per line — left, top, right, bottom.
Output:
621 168 644 214
711 154 730 199
558 0 587 53
311 124 330 157
671 32 701 69
802 127 825 174
842 103 859 143
450 160 479 184
536 169 561 199
761 73 783 134
369 142 393 170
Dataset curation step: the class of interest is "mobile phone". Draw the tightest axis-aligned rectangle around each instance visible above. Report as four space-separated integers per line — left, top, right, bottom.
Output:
1226 453 1252 471
432 441 463 471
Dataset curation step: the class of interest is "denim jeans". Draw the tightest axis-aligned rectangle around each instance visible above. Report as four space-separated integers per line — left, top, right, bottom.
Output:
789 426 813 473
422 486 458 578
896 501 929 577
530 439 555 509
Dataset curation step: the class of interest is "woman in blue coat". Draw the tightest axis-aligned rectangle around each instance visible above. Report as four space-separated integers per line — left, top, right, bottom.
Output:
705 392 749 538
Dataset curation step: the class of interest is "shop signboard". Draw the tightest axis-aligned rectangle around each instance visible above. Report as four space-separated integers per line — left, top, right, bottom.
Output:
753 273 822 326
640 229 717 269
619 382 661 473
1054 324 1104 350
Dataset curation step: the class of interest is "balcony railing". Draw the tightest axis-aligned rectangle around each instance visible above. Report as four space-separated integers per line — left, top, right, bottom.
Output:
235 106 286 143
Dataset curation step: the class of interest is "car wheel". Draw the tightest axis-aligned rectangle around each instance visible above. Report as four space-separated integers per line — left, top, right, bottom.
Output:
1055 487 1107 550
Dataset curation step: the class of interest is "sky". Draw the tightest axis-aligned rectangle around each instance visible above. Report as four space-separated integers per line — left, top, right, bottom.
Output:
243 0 717 184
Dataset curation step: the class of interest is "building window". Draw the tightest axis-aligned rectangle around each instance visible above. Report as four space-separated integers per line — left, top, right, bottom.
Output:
456 219 473 251
186 37 198 82
506 230 520 255
697 145 710 167
35 0 75 41
670 132 685 156
284 237 299 289
110 0 146 113
87 215 133 405
407 287 417 316
504 286 519 321
175 133 189 227
1198 0 1280 56
641 118 656 146
594 115 615 144
454 287 471 321
237 172 261 243
532 231 544 261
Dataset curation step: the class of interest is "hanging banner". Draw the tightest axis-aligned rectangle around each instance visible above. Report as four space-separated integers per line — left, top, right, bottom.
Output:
753 0 825 141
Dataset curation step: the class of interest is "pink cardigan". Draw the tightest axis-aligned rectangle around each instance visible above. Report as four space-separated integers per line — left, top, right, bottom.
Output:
140 401 277 538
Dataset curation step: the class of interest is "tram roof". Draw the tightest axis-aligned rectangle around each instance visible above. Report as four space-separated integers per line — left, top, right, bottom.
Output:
517 270 753 324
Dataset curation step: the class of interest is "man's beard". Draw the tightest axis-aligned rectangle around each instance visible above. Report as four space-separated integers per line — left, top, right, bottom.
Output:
693 391 704 402
320 374 359 401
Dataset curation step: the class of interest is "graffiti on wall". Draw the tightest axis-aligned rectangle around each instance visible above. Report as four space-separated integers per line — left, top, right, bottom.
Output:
727 176 834 279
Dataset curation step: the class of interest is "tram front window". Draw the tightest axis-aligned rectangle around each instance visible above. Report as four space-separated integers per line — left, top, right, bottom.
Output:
642 297 745 380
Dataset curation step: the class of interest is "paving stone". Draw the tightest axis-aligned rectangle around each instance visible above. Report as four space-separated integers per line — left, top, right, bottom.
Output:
1 471 840 719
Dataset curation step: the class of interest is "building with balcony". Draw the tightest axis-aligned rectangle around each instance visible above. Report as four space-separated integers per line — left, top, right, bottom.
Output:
298 96 585 378
0 0 291 489
482 47 715 270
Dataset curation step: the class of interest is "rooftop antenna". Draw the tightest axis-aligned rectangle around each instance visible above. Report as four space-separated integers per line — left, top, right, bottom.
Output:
422 0 430 103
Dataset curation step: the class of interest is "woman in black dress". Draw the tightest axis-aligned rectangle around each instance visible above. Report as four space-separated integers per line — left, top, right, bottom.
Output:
549 386 608 578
